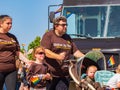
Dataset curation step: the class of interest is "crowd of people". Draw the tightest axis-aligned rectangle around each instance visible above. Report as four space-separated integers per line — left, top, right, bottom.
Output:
0 14 120 90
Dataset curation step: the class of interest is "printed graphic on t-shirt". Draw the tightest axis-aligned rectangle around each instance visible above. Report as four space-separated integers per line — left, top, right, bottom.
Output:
0 38 16 44
53 42 71 50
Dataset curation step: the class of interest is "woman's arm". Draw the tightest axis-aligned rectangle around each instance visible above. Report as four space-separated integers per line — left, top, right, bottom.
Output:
19 52 29 63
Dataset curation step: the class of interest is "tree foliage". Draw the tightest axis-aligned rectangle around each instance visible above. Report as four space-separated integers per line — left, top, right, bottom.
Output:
27 36 41 60
21 30 48 60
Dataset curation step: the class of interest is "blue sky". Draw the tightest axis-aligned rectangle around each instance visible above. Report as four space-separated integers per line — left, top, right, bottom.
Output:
0 0 62 49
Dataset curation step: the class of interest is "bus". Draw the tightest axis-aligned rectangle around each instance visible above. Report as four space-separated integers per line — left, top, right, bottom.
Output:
48 0 120 70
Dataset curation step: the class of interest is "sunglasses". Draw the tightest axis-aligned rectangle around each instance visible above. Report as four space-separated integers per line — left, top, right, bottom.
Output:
37 52 45 55
57 24 68 27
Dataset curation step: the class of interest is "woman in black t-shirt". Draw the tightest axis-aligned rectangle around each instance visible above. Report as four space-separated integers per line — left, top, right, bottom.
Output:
0 15 30 90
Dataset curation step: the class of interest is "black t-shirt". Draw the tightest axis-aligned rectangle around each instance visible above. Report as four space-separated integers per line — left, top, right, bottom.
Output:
0 32 20 72
27 62 48 88
41 30 78 77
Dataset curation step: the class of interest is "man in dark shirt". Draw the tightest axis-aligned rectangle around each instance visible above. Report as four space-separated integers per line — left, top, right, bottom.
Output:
41 16 84 90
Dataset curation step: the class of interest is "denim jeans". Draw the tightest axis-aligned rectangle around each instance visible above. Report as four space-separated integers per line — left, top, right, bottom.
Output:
0 71 17 90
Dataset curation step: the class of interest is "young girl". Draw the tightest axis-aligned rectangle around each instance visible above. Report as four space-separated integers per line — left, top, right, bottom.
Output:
26 46 52 90
18 61 30 90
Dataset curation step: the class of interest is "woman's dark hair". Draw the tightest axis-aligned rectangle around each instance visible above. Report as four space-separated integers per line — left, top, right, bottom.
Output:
0 15 12 23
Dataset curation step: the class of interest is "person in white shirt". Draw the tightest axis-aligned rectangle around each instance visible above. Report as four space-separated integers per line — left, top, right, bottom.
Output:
107 64 120 88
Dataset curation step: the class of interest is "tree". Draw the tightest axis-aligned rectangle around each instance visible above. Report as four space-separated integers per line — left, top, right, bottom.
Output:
24 30 48 60
27 36 41 60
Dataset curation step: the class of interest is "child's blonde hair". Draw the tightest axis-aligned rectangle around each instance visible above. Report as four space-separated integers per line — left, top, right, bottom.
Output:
32 46 45 59
116 64 120 73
